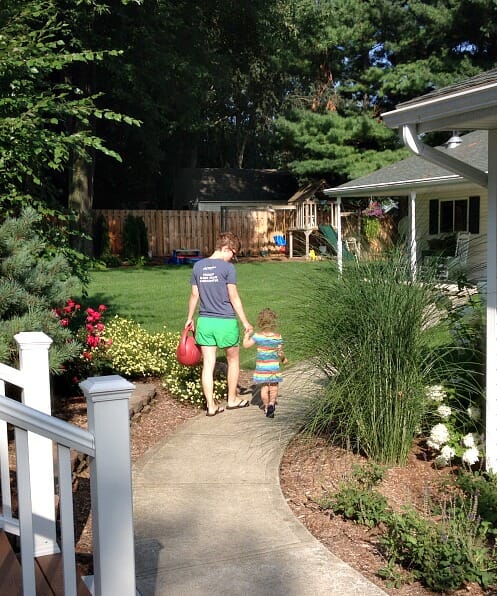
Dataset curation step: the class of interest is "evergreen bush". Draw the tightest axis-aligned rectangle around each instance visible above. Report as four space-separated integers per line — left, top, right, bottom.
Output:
0 209 82 371
122 215 148 261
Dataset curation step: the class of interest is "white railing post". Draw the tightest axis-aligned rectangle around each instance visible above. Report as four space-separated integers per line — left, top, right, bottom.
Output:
337 196 343 274
14 331 59 556
80 375 136 596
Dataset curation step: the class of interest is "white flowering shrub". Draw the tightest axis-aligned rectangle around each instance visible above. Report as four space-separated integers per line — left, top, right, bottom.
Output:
104 316 226 408
162 359 227 408
424 383 485 468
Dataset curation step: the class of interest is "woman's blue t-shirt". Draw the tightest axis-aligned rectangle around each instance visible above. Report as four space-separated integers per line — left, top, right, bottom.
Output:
190 258 237 318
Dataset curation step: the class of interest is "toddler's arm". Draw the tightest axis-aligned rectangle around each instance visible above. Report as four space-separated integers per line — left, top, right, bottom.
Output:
278 344 288 364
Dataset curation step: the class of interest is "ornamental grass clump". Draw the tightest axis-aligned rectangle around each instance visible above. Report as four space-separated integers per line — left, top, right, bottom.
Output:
301 251 451 465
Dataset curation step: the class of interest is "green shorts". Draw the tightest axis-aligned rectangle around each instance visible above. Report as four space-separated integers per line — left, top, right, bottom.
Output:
196 317 240 348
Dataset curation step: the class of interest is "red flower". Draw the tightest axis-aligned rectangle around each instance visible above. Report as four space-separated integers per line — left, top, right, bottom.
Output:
60 318 69 327
82 351 92 360
87 335 100 348
86 308 101 323
96 323 105 332
99 304 107 312
86 323 94 332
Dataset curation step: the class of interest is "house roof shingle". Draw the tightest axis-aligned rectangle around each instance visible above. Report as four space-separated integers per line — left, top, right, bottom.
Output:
325 130 487 197
398 69 497 109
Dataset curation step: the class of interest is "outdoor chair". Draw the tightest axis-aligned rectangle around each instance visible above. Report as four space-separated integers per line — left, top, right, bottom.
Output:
438 231 470 280
345 237 361 261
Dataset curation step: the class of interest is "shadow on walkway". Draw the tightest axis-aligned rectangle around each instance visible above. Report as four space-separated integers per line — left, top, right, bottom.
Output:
133 363 387 596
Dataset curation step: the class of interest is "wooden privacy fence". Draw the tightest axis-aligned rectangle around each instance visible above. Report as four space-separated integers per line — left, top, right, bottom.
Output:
94 209 297 257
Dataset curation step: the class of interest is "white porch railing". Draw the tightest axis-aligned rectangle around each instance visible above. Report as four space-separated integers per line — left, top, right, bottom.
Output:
0 332 136 595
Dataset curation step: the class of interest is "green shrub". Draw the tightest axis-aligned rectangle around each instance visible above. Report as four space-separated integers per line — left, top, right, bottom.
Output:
54 299 113 392
456 471 497 532
104 316 226 407
322 484 390 528
380 504 496 591
324 462 497 592
422 290 486 468
93 213 111 259
319 463 391 528
0 208 81 371
122 215 148 261
105 316 172 376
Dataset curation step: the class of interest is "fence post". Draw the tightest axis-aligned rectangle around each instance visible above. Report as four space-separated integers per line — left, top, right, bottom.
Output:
80 375 136 596
15 331 59 556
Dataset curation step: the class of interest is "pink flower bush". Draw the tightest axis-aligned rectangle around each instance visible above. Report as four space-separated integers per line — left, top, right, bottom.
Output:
53 299 112 388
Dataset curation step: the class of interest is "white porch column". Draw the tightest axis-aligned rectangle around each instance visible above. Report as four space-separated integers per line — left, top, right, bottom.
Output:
409 191 417 278
15 331 59 556
337 196 343 274
486 129 497 473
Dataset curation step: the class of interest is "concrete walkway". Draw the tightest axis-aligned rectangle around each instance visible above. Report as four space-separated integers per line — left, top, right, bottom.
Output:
133 364 387 596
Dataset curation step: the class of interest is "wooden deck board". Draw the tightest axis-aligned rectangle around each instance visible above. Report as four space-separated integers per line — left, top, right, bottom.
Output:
0 530 22 596
36 553 91 596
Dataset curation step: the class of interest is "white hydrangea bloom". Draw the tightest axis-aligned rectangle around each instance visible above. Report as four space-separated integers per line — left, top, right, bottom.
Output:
426 385 446 402
440 445 455 460
437 405 452 419
462 447 479 466
430 423 450 446
462 433 478 448
467 406 481 421
426 438 441 451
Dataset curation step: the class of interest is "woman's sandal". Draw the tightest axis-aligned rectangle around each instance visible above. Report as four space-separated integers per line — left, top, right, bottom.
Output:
266 404 275 418
226 399 250 410
206 407 224 417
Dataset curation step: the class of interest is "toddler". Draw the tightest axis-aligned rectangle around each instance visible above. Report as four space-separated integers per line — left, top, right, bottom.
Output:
243 308 288 417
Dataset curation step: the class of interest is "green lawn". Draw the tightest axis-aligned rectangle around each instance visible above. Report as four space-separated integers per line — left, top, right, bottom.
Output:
83 260 333 368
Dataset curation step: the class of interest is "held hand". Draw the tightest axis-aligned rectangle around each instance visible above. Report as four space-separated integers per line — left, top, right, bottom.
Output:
185 319 194 331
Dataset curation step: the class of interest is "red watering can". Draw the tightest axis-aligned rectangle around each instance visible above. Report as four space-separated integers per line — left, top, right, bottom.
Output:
176 323 202 366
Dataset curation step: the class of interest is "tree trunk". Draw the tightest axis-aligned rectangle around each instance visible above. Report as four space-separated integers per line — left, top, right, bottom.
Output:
68 151 94 256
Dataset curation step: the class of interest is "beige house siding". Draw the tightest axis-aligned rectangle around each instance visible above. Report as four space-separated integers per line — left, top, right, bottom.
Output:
414 188 487 280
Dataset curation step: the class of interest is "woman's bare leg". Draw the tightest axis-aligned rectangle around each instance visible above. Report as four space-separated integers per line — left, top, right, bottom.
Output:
225 344 242 406
201 345 218 414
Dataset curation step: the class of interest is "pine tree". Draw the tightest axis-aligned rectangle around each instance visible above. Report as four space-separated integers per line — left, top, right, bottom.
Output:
0 209 82 371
